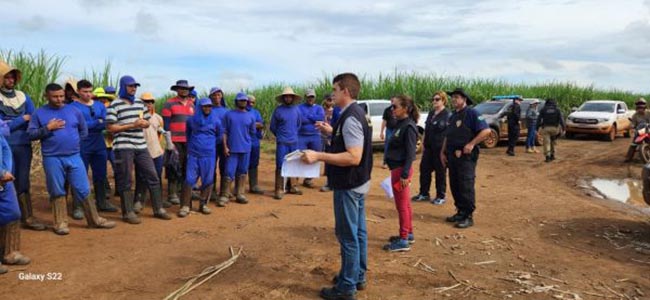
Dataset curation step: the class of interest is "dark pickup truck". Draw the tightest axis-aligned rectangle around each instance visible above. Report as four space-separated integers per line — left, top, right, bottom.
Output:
473 96 546 148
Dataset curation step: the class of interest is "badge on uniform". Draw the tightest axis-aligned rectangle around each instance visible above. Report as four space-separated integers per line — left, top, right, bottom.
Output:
454 150 462 158
393 129 400 137
456 120 462 127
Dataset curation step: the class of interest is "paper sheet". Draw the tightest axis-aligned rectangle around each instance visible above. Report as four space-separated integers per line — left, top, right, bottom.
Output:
281 150 321 179
380 176 394 199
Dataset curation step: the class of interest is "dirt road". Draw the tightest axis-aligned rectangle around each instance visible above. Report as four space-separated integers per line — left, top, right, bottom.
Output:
2 137 650 300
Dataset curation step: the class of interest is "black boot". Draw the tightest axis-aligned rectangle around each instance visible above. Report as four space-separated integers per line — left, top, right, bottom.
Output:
150 186 171 220
456 215 474 229
95 181 118 212
119 190 141 224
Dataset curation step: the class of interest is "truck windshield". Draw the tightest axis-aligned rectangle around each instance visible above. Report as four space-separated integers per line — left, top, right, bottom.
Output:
474 102 506 115
579 103 615 113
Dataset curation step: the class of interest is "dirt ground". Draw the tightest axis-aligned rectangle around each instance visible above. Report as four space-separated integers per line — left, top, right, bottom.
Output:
2 136 650 300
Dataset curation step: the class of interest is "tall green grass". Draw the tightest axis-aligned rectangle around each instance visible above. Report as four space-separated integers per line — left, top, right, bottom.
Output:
0 50 65 106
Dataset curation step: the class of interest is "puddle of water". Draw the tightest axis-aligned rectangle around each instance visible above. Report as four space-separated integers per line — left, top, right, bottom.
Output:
590 178 646 206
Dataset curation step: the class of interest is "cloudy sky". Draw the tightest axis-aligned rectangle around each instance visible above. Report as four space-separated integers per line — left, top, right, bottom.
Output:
1 0 649 96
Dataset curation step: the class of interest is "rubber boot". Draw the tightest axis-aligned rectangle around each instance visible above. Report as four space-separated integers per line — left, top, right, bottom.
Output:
210 176 219 202
217 178 232 207
1 222 30 265
104 179 112 199
199 185 212 215
81 199 116 229
286 178 303 195
220 176 233 200
302 178 315 188
119 190 141 224
150 186 172 220
95 181 118 213
133 179 148 213
17 193 45 231
236 175 248 204
51 197 70 235
625 146 637 162
178 184 193 218
273 168 283 200
167 180 180 205
248 168 264 194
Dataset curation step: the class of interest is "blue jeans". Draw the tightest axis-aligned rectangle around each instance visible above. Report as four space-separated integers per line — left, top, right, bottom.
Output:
43 154 90 202
526 126 537 148
333 189 368 293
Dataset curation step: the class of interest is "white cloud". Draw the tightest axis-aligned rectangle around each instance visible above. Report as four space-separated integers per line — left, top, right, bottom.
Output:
1 0 649 93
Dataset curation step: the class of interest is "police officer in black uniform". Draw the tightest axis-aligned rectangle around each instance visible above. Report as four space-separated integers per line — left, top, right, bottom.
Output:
441 88 490 229
506 96 522 156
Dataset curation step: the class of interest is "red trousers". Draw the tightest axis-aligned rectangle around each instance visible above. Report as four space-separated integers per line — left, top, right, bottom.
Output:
391 167 413 239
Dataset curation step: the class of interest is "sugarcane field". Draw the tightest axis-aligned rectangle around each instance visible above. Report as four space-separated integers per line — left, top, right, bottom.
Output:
2 1 650 300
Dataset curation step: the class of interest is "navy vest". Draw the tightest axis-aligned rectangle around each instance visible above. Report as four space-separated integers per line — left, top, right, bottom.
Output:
327 102 372 190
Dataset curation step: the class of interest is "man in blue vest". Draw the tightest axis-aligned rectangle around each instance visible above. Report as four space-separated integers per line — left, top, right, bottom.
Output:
441 88 490 229
302 73 371 300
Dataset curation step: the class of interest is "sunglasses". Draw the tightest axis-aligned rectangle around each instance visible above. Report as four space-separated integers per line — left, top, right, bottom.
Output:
391 105 403 110
144 101 155 105
432 97 442 102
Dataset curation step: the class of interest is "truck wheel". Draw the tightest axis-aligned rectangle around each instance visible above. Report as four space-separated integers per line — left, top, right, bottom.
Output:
606 124 616 142
624 128 632 138
481 128 499 148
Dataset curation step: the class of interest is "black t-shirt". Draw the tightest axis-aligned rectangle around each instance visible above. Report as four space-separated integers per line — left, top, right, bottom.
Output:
382 106 398 129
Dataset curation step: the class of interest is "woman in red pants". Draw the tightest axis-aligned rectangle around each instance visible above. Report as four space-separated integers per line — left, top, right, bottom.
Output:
383 95 419 252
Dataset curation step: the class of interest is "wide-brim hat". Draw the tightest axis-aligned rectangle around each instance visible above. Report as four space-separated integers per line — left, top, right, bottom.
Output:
65 78 79 94
447 88 473 105
140 92 155 101
275 86 302 103
92 87 116 100
531 99 540 105
636 98 647 107
170 79 194 91
0 60 21 83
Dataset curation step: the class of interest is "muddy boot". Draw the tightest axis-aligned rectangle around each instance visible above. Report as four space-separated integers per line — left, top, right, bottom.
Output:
81 199 116 229
1 222 30 265
210 182 219 202
217 178 232 207
150 186 172 220
625 146 637 162
167 180 180 205
273 169 283 200
95 181 118 213
220 177 233 200
235 175 248 204
71 199 84 220
51 197 69 235
17 193 45 231
302 178 315 188
178 184 193 218
286 178 303 195
104 180 112 199
119 191 141 225
199 186 212 215
248 168 264 194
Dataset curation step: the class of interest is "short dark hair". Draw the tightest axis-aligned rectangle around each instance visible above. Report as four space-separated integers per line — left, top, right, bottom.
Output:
332 73 360 99
45 83 63 94
77 80 93 90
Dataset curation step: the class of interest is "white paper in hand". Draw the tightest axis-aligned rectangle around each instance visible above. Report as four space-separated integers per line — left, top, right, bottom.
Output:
281 150 320 179
380 176 394 199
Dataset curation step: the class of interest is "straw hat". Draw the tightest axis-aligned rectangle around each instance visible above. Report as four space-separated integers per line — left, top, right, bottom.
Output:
92 87 116 100
140 92 155 101
0 60 21 83
275 86 302 103
65 78 79 94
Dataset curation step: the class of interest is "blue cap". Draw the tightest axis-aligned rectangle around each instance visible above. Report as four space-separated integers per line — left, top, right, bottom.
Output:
235 92 248 101
120 75 140 87
198 98 212 106
190 90 198 97
104 86 116 94
209 87 223 96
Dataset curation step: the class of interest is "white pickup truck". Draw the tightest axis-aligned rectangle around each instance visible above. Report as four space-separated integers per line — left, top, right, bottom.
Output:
357 99 427 148
565 100 633 141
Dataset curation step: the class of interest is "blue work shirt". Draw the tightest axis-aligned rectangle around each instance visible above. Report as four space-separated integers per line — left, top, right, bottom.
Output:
28 104 88 157
187 111 222 158
223 109 256 153
298 103 325 136
270 105 301 144
70 101 107 153
248 107 264 147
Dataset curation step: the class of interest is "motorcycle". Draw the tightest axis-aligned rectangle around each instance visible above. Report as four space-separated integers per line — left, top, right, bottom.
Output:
634 123 650 163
